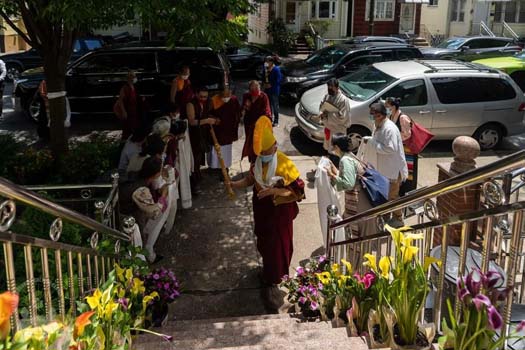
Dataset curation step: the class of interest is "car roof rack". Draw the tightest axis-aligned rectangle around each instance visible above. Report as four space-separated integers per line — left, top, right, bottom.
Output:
416 59 500 74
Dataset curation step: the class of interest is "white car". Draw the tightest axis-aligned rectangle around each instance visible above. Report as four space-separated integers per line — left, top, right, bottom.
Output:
295 60 525 150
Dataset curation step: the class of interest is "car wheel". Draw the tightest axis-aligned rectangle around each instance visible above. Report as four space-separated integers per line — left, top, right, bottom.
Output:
24 92 41 123
510 71 525 92
347 125 371 152
6 64 22 81
473 123 503 150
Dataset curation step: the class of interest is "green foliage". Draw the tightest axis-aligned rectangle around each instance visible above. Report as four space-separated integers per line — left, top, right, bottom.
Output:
267 18 297 56
304 34 315 50
306 20 333 37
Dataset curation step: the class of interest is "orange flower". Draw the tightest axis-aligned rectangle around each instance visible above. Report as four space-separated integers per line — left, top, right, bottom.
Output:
0 291 19 340
74 310 95 339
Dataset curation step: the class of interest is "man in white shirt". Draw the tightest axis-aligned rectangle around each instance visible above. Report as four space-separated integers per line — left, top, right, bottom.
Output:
0 59 6 117
364 102 408 226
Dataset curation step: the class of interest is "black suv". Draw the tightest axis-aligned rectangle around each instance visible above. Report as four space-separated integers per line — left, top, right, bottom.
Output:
420 36 522 61
280 43 423 99
13 45 232 121
2 38 104 80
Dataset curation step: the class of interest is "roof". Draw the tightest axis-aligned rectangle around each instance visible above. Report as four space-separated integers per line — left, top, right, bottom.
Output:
372 59 500 78
329 42 415 52
448 36 514 41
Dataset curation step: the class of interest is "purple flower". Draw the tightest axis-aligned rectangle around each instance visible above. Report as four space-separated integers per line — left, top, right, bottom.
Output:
516 320 525 332
296 266 305 276
472 294 491 311
164 283 170 290
458 287 471 303
488 305 503 330
491 287 511 303
118 297 129 311
298 296 307 304
298 286 307 294
466 270 482 296
162 335 174 342
281 275 289 282
310 301 319 310
318 255 327 263
153 273 160 280
483 270 504 289
363 272 376 289
318 283 324 290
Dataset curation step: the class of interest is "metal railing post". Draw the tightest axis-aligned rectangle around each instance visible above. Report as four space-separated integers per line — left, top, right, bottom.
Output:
326 205 338 260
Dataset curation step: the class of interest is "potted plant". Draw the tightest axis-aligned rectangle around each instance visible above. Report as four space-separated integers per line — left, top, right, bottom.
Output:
383 225 435 350
142 267 181 327
439 268 525 350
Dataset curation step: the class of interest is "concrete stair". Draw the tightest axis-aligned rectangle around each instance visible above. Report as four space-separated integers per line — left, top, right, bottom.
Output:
410 36 430 47
132 313 370 350
290 38 314 55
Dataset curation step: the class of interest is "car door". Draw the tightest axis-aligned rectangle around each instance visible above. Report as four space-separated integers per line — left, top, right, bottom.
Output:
478 76 520 133
228 46 259 72
459 39 485 61
337 54 383 76
428 76 484 138
379 78 433 129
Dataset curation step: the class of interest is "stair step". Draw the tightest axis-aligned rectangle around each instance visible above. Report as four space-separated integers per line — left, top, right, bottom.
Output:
133 327 369 350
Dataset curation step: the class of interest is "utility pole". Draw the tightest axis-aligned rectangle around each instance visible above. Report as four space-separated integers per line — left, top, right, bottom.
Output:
368 0 375 35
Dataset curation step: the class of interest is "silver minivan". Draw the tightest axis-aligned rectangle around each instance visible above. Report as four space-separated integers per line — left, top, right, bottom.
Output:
295 60 525 150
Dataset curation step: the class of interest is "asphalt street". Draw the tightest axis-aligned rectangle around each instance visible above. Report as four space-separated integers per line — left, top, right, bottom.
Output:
1 79 525 159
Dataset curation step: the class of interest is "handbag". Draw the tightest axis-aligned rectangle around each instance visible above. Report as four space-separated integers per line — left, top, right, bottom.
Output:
348 153 390 207
405 119 434 154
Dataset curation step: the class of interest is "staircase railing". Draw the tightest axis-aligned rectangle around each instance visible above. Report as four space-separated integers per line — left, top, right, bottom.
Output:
502 21 520 40
480 20 496 37
0 176 132 331
325 150 525 340
308 22 347 50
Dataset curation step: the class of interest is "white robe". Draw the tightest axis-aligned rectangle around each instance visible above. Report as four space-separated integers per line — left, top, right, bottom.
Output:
177 129 193 209
207 144 233 169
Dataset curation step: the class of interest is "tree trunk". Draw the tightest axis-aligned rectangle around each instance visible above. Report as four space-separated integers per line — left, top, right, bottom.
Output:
43 56 68 159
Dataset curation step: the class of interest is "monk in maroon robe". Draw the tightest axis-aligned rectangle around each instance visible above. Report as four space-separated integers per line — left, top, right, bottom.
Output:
241 80 271 163
170 66 194 119
231 117 305 289
118 71 147 140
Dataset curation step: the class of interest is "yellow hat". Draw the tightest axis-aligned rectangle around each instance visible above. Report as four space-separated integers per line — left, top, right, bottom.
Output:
253 116 276 156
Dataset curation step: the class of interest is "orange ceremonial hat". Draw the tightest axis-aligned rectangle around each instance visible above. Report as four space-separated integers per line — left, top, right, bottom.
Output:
253 116 276 156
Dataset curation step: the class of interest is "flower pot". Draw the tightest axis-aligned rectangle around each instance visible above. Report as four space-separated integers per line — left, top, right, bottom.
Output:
383 307 434 350
151 301 169 327
368 309 390 349
332 302 348 328
294 302 320 319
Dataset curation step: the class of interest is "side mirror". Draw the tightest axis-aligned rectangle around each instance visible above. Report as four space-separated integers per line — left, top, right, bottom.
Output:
338 65 347 74
461 45 470 51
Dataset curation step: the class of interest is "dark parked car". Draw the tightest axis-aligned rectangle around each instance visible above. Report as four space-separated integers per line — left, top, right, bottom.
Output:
1 37 104 80
280 43 423 99
225 44 277 78
345 36 407 45
420 36 522 61
13 45 232 121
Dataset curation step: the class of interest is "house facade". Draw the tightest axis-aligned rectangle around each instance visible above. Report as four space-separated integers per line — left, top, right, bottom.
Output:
248 0 425 44
0 18 29 53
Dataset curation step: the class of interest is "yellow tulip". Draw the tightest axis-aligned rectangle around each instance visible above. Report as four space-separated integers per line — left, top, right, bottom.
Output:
86 289 102 310
363 254 377 271
401 245 419 263
424 256 442 272
378 256 391 278
142 292 159 311
341 259 352 274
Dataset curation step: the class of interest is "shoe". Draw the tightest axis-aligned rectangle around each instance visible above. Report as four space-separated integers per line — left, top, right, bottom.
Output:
306 170 316 182
272 123 279 127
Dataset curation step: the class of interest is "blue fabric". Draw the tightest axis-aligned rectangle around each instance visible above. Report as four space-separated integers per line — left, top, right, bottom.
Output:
268 66 282 95
360 167 390 207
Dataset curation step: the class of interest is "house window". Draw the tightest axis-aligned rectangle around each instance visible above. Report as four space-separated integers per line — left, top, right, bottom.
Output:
450 0 466 22
428 0 438 6
493 1 525 23
505 1 517 22
311 1 337 19
365 0 395 21
494 3 503 22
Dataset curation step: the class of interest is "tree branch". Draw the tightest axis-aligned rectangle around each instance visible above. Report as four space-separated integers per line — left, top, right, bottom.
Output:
0 10 33 46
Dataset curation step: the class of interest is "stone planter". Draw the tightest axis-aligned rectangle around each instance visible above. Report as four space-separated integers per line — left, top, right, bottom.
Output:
384 307 435 350
368 309 390 349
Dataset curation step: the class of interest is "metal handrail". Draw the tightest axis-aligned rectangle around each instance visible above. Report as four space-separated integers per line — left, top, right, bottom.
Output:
503 21 519 40
0 177 129 241
480 21 496 37
331 200 525 247
331 150 525 230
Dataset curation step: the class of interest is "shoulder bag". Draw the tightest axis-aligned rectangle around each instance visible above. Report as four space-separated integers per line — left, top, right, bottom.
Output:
349 153 389 207
405 117 434 154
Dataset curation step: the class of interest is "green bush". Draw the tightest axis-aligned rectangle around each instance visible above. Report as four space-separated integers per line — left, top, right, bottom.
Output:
267 18 297 56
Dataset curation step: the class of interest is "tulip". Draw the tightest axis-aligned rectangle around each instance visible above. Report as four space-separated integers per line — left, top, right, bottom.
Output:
363 254 377 271
0 291 19 340
488 305 503 330
472 294 491 311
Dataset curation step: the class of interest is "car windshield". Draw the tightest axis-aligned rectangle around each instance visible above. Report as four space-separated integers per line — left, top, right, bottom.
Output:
339 66 397 101
437 38 466 49
514 51 525 59
305 46 347 69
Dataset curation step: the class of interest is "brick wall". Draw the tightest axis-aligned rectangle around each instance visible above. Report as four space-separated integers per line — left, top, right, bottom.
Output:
248 2 271 44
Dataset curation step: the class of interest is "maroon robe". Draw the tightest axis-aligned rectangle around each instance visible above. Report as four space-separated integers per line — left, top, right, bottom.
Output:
252 175 305 285
209 95 241 146
187 97 210 181
120 84 141 140
175 79 194 119
241 92 271 163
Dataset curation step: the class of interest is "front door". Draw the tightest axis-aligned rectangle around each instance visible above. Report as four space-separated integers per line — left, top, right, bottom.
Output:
399 4 415 34
285 1 299 32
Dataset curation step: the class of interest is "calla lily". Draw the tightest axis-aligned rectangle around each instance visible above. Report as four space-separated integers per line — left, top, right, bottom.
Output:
483 270 504 289
86 289 102 310
488 305 503 330
384 224 414 246
517 320 525 332
423 256 441 272
363 254 377 271
74 310 95 338
458 287 471 303
363 272 375 289
341 258 352 274
379 256 391 278
466 269 482 296
472 294 491 311
0 291 19 340
401 245 419 263
331 263 340 273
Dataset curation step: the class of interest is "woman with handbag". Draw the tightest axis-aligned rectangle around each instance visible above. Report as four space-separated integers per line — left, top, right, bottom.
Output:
385 97 417 196
325 133 374 238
